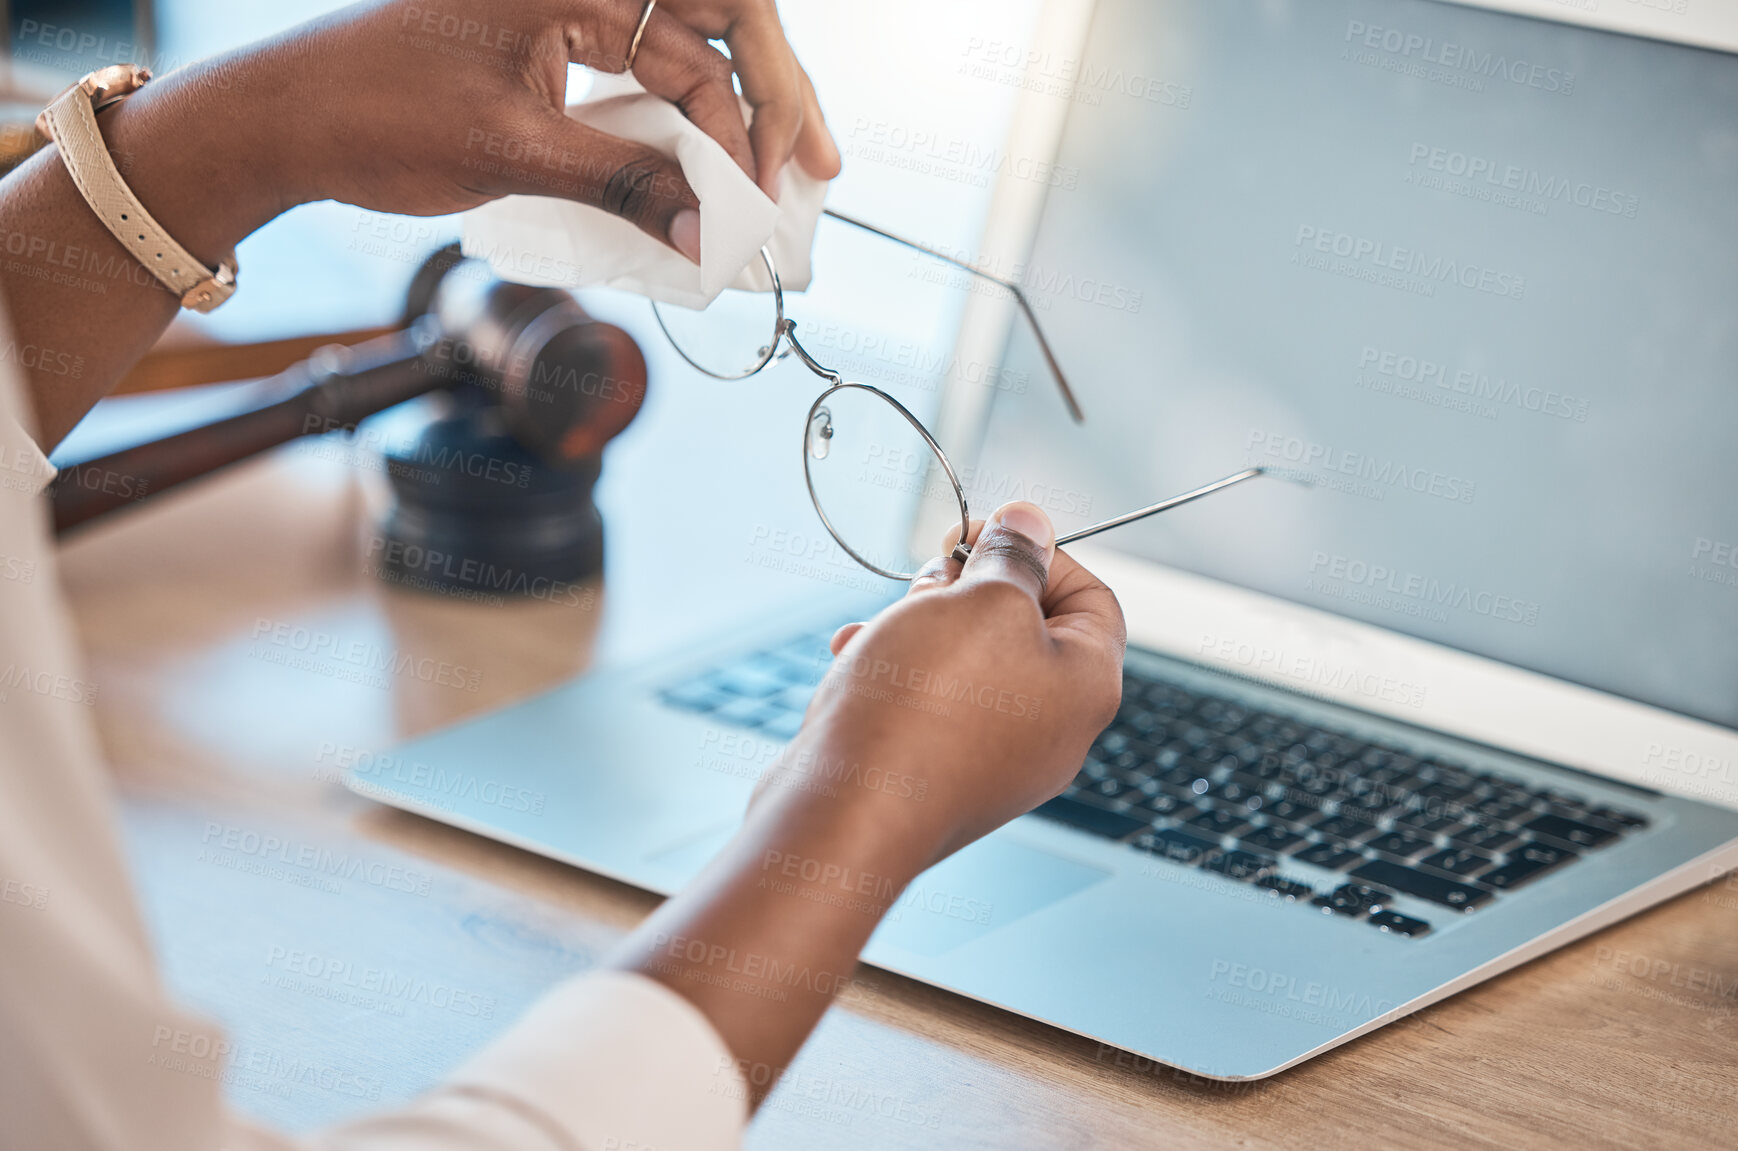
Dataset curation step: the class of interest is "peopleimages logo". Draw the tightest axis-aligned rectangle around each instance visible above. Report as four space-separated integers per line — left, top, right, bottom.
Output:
249 618 482 691
198 822 434 897
1356 346 1591 423
263 945 497 1019
1307 551 1542 627
1293 225 1526 300
1342 20 1576 95
1209 959 1400 1017
1197 633 1429 709
846 117 1081 190
316 742 546 815
826 651 1043 720
1405 144 1638 218
1245 429 1477 505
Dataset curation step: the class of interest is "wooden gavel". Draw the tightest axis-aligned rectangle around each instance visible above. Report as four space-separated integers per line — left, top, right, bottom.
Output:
49 247 648 535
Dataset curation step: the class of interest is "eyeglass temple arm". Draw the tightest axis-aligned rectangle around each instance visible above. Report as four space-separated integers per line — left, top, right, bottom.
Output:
821 207 1085 424
1053 467 1271 548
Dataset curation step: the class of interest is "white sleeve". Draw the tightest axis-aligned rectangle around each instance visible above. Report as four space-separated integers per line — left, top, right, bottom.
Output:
311 974 747 1151
0 351 744 1151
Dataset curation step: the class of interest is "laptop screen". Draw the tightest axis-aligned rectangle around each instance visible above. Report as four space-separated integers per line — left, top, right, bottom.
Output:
973 0 1738 729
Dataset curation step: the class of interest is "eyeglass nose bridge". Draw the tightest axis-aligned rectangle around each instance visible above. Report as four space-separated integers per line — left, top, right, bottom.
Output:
777 318 842 385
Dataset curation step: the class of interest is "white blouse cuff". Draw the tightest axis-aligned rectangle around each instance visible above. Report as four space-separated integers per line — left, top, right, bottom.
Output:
442 970 748 1151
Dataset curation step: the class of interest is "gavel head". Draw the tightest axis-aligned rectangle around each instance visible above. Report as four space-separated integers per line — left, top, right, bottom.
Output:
412 249 648 468
373 248 650 596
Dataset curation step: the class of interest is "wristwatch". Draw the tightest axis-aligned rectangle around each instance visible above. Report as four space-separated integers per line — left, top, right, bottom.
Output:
35 64 238 313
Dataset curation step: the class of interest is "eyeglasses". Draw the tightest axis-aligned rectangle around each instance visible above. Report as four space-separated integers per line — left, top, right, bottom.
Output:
651 208 1272 580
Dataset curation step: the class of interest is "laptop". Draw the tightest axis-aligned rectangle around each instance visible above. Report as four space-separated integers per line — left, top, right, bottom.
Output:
350 0 1738 1079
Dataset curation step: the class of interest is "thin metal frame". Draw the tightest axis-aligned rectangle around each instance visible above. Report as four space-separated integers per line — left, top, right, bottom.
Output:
799 378 972 582
652 248 785 380
820 208 1084 423
651 226 1274 581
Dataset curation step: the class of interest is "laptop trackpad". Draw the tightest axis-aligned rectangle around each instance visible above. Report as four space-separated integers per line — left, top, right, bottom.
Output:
869 837 1109 957
648 827 1108 958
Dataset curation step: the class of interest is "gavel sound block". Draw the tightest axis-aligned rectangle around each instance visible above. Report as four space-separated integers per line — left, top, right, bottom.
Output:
50 247 648 595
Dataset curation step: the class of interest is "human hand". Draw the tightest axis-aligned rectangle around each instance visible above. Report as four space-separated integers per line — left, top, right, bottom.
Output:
607 504 1121 1093
756 501 1128 872
651 0 842 197
107 0 841 266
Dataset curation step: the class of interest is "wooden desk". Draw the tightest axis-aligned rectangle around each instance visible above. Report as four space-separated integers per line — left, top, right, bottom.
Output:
59 444 1738 1151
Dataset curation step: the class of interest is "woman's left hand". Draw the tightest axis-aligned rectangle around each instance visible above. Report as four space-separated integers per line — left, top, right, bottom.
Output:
109 0 842 263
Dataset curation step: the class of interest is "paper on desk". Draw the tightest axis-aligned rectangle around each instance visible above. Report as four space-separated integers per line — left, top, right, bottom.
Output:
461 74 827 309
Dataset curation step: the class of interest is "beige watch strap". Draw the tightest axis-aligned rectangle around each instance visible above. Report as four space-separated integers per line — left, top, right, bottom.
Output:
39 77 237 313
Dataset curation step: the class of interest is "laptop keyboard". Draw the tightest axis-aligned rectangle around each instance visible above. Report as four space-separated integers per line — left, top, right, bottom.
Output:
662 631 1652 940
659 630 835 741
1041 666 1651 938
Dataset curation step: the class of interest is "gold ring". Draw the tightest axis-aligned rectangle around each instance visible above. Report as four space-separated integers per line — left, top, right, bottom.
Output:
625 0 657 70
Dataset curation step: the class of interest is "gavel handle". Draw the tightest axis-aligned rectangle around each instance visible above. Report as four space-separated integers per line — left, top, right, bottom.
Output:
50 328 440 536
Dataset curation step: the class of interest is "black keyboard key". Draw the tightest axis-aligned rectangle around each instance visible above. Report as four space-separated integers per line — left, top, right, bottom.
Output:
1292 772 1343 798
1134 792 1195 819
1477 840 1580 892
1350 859 1492 911
1227 769 1275 795
1313 882 1392 918
1085 776 1139 802
1034 796 1148 841
1312 814 1377 841
1368 910 1431 938
1418 848 1493 878
1177 773 1214 796
1362 763 1412 785
1366 831 1435 860
1469 796 1534 825
1449 825 1521 854
1123 711 1162 737
1414 779 1477 803
1294 841 1365 871
1132 827 1221 865
1095 730 1132 756
1535 787 1591 812
1208 777 1265 806
1184 808 1252 837
1393 808 1465 835
1203 850 1276 882
1263 797 1322 823
1240 825 1307 854
1339 799 1402 825
1510 839 1578 869
1522 813 1617 850
1256 875 1315 902
1155 763 1203 789
1590 806 1649 830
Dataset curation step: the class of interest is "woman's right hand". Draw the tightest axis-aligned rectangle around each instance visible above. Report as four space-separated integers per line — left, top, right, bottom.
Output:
758 500 1128 873
614 502 1124 1105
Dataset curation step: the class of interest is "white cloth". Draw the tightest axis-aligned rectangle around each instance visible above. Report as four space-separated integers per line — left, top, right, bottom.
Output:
0 339 746 1149
462 75 827 308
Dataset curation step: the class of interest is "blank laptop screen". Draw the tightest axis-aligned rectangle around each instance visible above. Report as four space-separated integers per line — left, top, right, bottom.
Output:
974 0 1738 728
